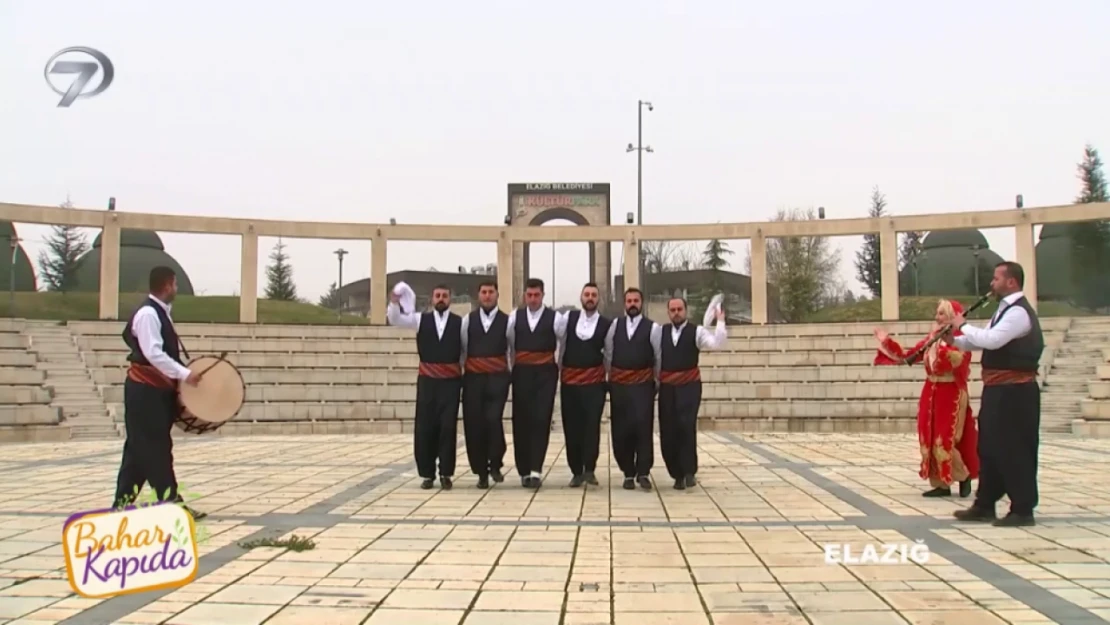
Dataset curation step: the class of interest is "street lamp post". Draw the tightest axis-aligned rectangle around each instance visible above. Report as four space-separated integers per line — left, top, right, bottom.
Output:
971 245 981 295
334 248 348 321
627 100 654 277
8 237 19 316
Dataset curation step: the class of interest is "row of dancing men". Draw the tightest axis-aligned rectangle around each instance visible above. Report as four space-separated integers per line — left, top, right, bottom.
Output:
386 277 728 491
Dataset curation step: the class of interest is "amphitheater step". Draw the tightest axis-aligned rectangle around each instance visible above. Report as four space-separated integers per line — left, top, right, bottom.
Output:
20 322 117 438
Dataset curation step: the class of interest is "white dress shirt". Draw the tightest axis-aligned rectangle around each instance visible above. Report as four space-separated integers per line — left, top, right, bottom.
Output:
131 296 191 380
386 302 453 338
952 291 1032 352
669 319 729 351
603 315 663 377
553 309 603 365
505 306 555 364
460 307 513 369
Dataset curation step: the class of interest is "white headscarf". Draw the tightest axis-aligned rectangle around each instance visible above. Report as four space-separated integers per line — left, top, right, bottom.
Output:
703 293 725 327
391 281 416 314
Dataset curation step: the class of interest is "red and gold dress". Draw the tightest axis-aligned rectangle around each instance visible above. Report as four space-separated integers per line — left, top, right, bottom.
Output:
875 330 980 489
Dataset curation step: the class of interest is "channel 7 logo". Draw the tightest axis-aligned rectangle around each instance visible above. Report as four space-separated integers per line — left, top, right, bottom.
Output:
44 47 115 107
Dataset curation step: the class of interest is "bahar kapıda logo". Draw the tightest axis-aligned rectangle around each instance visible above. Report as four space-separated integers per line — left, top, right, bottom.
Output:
62 485 210 598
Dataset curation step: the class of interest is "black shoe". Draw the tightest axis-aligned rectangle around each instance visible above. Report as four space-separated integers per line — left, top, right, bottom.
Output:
477 476 490 489
959 480 972 498
954 506 996 523
923 487 952 498
684 475 697 488
569 475 584 487
530 476 542 489
674 479 685 490
637 476 652 491
521 476 531 487
993 512 1035 527
420 478 435 490
623 477 635 490
584 471 599 486
491 469 505 483
183 505 207 521
440 477 453 490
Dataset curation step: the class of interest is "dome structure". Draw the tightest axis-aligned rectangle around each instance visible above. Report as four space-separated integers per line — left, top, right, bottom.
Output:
74 229 195 295
898 228 1003 297
0 221 38 293
1035 223 1075 301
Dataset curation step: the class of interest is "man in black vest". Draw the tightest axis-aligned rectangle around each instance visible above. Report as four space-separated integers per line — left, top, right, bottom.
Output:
554 282 612 488
946 261 1044 527
604 287 662 491
508 278 559 489
461 280 511 489
659 297 728 490
388 284 463 490
114 266 205 520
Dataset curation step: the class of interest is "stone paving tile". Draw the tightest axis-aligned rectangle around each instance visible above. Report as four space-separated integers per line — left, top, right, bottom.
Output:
2 433 1110 624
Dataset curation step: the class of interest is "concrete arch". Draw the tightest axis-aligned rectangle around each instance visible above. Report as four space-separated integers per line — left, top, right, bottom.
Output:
507 183 612 305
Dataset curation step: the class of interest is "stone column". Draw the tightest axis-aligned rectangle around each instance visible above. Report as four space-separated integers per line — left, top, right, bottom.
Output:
239 229 258 323
880 222 900 321
497 233 514 313
749 231 767 324
622 236 640 290
98 215 121 320
1015 221 1038 310
370 233 388 324
511 240 525 305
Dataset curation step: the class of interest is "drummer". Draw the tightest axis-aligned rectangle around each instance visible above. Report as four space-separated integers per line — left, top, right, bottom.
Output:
112 266 207 520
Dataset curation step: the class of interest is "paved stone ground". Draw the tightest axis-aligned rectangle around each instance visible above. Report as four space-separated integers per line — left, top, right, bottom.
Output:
3 432 1110 624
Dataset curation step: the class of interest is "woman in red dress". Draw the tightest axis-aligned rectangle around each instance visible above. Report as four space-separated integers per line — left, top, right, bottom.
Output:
873 299 980 498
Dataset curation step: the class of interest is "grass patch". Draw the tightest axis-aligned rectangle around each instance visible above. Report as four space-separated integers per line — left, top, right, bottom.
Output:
238 534 317 552
0 291 370 324
804 296 1094 323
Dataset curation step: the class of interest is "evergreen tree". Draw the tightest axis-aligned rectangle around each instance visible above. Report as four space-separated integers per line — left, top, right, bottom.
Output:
36 196 89 292
1068 145 1110 309
319 282 340 308
264 238 298 301
701 238 733 295
899 230 925 269
854 186 886 297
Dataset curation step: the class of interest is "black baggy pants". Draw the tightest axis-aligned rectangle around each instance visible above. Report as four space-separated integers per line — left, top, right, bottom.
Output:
462 371 509 477
974 382 1040 515
113 379 179 507
415 376 462 479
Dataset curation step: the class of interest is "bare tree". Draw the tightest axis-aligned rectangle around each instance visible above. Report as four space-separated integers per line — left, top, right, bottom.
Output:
641 240 701 273
745 207 842 322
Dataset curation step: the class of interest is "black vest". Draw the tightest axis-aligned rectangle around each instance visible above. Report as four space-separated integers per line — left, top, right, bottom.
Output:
562 310 611 369
122 297 182 366
980 296 1044 372
611 315 654 370
466 308 509 357
661 323 700 372
416 311 463 363
513 307 557 352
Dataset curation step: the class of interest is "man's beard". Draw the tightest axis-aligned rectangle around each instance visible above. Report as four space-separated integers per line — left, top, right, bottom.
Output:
481 303 496 313
672 317 685 326
434 302 448 312
582 301 596 312
626 306 640 317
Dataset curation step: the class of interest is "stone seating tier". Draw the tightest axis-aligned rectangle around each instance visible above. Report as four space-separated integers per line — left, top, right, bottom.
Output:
63 319 1068 435
0 320 63 433
1080 349 1110 425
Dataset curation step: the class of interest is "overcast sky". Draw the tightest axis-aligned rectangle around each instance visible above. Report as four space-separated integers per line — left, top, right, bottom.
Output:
2 1 1108 306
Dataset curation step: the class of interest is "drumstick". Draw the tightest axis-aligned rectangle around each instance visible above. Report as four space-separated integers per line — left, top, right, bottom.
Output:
197 352 229 378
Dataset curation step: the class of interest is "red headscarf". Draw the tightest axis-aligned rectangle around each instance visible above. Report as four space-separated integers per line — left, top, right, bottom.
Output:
948 300 964 337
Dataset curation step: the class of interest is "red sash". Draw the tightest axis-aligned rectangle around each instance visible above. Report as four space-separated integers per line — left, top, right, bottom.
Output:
660 368 701 386
465 355 508 374
561 365 606 386
982 369 1036 386
610 367 653 385
418 362 462 379
127 363 175 390
515 350 555 366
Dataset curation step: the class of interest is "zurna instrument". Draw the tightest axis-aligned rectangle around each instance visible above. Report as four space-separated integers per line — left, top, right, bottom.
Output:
901 291 993 365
